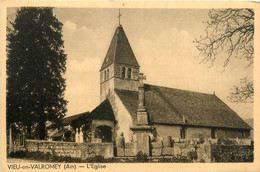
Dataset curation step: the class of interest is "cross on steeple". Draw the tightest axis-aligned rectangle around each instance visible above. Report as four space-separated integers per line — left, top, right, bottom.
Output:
138 73 146 85
118 9 122 26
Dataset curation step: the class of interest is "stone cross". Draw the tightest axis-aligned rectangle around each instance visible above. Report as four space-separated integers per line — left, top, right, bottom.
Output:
118 9 122 26
138 73 146 85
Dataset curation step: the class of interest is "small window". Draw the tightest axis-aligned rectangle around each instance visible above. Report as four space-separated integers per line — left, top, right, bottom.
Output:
121 67 126 78
242 131 246 138
211 128 216 139
107 69 109 79
127 68 132 79
104 70 107 81
180 127 185 139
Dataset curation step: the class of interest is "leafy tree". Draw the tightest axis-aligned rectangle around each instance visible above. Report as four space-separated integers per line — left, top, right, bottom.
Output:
194 9 254 103
7 7 67 139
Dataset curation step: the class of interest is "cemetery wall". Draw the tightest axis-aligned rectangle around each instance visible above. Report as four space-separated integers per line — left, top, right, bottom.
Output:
24 140 113 159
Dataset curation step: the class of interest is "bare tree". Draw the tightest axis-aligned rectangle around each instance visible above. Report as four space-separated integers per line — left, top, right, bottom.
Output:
195 9 254 103
228 77 254 103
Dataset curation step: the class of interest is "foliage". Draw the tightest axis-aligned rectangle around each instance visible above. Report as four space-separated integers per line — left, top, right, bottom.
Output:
187 151 198 161
212 145 253 162
158 157 172 162
134 151 149 162
7 7 67 139
86 155 106 163
195 9 254 103
9 150 26 158
199 137 205 144
171 155 192 163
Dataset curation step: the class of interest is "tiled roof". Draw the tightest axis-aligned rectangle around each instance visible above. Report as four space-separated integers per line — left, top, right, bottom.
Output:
115 84 252 130
63 99 115 125
63 112 89 125
90 99 115 121
100 26 139 71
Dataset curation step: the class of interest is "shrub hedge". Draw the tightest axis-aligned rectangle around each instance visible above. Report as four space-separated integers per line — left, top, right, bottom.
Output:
211 145 253 162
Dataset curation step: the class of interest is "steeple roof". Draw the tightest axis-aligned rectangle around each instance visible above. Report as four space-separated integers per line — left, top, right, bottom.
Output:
100 26 139 71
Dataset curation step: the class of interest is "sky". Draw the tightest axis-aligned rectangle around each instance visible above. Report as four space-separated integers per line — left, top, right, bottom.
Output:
7 8 253 120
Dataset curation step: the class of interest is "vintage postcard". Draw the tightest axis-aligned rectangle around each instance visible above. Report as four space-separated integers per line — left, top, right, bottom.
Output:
1 1 260 172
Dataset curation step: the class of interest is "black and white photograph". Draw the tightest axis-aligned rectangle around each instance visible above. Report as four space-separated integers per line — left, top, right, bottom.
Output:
1 1 259 171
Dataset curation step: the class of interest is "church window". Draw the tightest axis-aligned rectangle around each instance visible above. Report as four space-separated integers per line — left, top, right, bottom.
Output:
241 131 246 138
211 128 216 139
180 127 185 139
107 69 109 79
127 68 132 79
104 70 107 81
121 67 126 78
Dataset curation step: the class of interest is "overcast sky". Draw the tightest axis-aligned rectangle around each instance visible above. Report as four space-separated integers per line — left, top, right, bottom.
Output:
7 8 253 120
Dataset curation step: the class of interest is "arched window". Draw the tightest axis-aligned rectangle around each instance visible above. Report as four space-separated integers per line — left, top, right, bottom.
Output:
127 68 132 79
121 67 126 78
104 70 106 81
107 69 109 80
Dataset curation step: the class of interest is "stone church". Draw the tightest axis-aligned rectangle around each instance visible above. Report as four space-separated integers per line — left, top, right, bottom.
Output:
59 24 251 155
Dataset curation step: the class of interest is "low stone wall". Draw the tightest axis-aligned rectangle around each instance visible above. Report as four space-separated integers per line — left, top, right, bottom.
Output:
24 140 113 159
151 140 211 162
117 142 137 157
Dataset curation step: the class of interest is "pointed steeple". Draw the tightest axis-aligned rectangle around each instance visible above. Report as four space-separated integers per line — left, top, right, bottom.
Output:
100 26 139 71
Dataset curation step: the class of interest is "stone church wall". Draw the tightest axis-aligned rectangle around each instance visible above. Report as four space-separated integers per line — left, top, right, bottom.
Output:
155 124 181 138
186 127 211 138
215 128 226 138
225 129 249 139
155 125 212 139
24 140 113 159
100 64 115 102
113 64 139 92
107 92 133 143
114 78 138 92
114 64 139 80
214 128 250 139
154 125 250 140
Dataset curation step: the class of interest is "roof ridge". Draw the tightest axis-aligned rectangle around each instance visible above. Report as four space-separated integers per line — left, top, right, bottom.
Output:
63 112 89 120
90 98 109 113
115 83 215 96
145 83 215 96
112 27 119 64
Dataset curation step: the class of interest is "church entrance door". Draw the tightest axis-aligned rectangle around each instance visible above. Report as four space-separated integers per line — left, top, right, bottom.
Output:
94 125 112 142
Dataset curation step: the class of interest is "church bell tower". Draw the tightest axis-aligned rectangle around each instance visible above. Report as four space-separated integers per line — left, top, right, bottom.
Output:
100 13 140 102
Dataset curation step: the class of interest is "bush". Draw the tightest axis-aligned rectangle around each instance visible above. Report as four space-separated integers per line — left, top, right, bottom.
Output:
158 157 172 162
9 151 26 158
212 145 253 162
172 155 192 162
106 158 121 163
187 151 198 161
199 138 205 144
86 155 106 163
135 151 148 162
